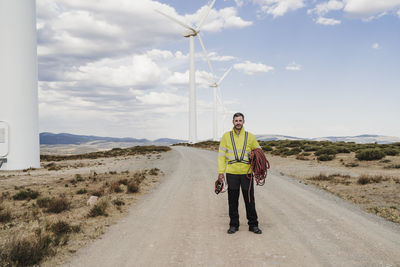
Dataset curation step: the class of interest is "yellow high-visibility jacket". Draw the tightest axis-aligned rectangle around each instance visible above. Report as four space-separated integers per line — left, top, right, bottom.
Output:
218 127 260 174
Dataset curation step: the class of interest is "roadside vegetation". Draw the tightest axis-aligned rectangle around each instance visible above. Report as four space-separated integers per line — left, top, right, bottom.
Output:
40 145 170 162
0 146 165 266
256 140 400 162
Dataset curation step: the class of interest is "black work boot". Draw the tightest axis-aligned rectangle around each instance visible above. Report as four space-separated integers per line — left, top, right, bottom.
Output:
227 226 239 234
249 226 262 234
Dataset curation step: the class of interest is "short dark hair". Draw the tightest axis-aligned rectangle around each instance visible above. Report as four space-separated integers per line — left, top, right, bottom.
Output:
233 112 244 120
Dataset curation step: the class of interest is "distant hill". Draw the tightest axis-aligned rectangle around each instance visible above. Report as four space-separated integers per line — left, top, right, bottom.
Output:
311 134 400 144
255 134 304 141
256 134 400 144
40 132 185 145
40 132 400 146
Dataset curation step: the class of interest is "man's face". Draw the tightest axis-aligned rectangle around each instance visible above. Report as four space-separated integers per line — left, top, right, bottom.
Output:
233 116 244 131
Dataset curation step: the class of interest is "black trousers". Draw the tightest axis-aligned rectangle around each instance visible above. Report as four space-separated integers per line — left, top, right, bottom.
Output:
226 173 258 228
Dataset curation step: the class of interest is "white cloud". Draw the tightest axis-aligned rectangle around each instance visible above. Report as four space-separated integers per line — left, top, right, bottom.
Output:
233 60 274 75
208 52 236 61
253 0 305 18
187 6 253 32
286 61 302 71
307 0 400 23
164 70 214 88
234 0 244 7
343 0 400 18
316 16 342 25
136 92 187 106
146 49 173 60
308 0 344 16
308 0 343 25
372 43 380 49
65 54 163 88
398 9 400 17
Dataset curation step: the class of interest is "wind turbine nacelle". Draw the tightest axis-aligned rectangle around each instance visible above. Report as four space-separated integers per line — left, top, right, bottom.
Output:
183 30 197 38
210 83 218 88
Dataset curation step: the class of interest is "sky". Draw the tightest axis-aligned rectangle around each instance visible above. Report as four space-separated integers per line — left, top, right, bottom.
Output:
36 0 400 141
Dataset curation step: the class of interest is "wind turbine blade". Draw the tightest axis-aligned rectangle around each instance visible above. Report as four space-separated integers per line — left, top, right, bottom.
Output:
197 34 216 82
154 9 194 31
196 0 217 31
217 66 232 86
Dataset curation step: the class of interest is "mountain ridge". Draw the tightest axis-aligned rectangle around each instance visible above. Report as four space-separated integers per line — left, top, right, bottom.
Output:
40 132 400 145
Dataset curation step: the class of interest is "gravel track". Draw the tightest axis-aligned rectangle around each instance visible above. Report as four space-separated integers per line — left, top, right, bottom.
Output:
63 146 400 267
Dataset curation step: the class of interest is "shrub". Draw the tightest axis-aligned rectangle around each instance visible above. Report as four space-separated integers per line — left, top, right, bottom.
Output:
357 175 384 185
110 182 123 193
384 164 400 169
46 197 71 213
345 162 359 167
112 199 125 206
317 154 335 161
148 168 160 176
356 149 385 161
76 189 87 194
303 145 319 152
4 233 52 266
315 147 337 156
335 147 351 153
308 173 334 181
382 148 399 156
75 174 84 182
36 197 51 208
49 221 72 236
133 171 146 183
283 147 302 156
88 201 108 217
91 188 104 197
0 209 12 223
118 178 129 185
261 145 273 152
12 189 40 200
127 181 139 193
286 141 302 147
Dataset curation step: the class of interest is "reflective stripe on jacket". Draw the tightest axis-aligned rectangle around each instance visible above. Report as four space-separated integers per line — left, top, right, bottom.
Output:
218 126 260 175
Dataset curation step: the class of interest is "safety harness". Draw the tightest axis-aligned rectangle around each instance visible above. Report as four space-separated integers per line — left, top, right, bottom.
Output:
228 131 249 164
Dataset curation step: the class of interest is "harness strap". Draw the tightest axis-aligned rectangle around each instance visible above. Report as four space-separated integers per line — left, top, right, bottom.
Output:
228 131 248 164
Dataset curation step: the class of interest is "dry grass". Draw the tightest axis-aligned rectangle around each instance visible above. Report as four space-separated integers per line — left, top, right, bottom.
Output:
300 171 400 223
40 145 170 162
0 232 53 266
0 146 166 266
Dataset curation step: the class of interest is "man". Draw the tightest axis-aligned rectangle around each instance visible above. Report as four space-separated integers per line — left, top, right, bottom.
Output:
218 112 262 234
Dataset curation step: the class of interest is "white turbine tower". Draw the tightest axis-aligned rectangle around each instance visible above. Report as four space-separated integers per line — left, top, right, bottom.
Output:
155 0 216 144
0 0 40 170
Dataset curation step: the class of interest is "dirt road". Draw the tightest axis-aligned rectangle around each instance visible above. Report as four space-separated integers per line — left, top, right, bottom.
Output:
63 146 400 267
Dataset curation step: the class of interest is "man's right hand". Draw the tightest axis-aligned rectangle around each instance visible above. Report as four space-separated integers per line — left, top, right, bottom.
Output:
218 173 224 182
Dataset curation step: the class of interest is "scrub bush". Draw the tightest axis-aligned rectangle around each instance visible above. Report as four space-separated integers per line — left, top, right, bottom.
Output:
46 197 71 213
315 147 338 156
13 189 40 200
356 149 385 161
317 154 335 161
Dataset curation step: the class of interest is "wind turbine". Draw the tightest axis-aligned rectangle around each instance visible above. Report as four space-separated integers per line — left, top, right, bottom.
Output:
197 36 232 140
210 67 232 140
155 0 216 144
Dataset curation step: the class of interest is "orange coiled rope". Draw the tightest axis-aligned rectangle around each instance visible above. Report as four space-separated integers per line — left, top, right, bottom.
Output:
247 148 270 202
